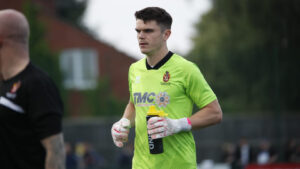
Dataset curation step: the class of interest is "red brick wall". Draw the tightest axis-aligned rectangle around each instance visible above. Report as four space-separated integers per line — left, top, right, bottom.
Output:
40 15 136 100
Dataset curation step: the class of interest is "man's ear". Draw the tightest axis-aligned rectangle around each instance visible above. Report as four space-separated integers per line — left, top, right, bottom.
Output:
163 29 171 41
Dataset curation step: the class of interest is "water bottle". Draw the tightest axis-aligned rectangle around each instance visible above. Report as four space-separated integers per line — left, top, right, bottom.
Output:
146 106 168 154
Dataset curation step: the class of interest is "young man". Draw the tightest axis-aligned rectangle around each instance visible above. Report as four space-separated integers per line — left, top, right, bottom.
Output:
111 7 223 169
0 9 65 169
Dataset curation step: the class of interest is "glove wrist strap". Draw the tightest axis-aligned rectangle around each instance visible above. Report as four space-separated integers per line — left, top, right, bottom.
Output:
120 118 131 128
178 118 192 131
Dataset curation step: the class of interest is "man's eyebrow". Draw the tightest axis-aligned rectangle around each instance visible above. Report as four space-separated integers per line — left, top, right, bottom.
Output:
135 28 154 32
143 29 154 32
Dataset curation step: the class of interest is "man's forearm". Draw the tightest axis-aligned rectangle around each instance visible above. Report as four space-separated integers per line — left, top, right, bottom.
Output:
41 133 65 169
122 101 136 127
190 99 223 130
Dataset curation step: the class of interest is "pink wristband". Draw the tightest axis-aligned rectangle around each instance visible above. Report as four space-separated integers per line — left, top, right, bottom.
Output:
187 118 192 125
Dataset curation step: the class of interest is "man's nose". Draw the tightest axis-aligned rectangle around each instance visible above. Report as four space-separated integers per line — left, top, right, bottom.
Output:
138 32 145 39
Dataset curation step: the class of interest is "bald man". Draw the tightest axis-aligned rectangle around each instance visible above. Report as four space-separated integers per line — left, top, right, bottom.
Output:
0 9 65 169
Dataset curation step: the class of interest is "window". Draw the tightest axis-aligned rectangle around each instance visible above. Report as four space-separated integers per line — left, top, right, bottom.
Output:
60 48 99 90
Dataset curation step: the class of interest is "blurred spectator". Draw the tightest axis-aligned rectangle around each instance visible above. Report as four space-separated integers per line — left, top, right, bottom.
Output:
65 142 78 169
75 142 86 169
82 142 105 169
117 142 134 169
289 144 300 163
221 142 236 166
233 137 254 169
256 139 278 165
284 139 297 162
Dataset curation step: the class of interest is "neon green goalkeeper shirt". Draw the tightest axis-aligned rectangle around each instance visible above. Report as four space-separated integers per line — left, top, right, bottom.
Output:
129 52 217 169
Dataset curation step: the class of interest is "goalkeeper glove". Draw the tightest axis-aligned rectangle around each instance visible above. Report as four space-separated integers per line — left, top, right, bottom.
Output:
111 118 131 147
147 117 192 139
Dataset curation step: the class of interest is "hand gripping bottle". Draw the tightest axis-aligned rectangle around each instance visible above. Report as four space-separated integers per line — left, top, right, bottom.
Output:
146 105 168 154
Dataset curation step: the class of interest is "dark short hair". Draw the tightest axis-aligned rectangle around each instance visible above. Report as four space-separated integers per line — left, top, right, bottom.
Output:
135 7 172 30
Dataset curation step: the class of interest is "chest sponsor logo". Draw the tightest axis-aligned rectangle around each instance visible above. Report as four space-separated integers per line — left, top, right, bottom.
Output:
6 81 21 99
133 92 170 107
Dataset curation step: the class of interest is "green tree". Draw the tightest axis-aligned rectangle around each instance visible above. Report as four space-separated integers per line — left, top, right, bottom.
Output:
188 0 300 113
23 2 61 82
55 0 87 29
22 1 66 112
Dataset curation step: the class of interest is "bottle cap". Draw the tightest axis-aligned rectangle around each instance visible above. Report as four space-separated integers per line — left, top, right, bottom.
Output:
147 105 168 117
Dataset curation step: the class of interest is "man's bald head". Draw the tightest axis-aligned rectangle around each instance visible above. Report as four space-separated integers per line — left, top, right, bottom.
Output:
0 9 30 45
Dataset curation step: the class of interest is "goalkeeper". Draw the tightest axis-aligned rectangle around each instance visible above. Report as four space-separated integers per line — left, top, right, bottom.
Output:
111 7 223 169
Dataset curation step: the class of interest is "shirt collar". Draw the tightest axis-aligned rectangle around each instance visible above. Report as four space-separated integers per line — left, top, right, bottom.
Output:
146 51 173 70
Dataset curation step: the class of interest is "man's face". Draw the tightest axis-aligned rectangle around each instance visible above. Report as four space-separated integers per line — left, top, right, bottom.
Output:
135 19 168 56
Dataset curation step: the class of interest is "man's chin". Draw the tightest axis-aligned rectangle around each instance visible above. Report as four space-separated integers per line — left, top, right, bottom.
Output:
140 49 149 55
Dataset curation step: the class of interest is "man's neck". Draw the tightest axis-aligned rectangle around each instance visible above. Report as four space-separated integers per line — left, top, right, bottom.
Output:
1 47 30 80
2 57 29 80
146 48 169 67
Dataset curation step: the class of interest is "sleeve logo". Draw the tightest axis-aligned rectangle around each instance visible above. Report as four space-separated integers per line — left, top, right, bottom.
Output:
135 76 141 84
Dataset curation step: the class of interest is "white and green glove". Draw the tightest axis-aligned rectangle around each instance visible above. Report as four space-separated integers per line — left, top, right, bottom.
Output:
111 118 131 147
147 117 192 139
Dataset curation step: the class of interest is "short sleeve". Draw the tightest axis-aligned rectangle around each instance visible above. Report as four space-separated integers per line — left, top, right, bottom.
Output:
27 75 63 140
185 63 217 109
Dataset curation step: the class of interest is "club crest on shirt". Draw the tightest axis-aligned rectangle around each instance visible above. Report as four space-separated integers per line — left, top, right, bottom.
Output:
161 71 171 86
163 71 170 82
6 81 21 99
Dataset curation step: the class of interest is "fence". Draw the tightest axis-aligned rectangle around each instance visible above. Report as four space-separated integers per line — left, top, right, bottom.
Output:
63 114 300 168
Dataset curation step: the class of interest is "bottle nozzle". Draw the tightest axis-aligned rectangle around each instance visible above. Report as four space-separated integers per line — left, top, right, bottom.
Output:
147 105 168 117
